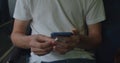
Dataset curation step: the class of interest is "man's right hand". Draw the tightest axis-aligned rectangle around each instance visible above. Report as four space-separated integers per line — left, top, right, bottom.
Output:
29 34 55 56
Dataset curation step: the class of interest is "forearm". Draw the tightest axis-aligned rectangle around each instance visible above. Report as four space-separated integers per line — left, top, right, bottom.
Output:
76 23 102 50
77 34 101 50
11 32 31 49
11 19 31 49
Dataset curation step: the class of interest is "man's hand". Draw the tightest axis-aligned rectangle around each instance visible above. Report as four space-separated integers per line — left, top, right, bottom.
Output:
29 34 55 56
53 35 80 54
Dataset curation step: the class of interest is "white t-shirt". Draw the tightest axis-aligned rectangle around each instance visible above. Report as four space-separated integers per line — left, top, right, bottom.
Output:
14 0 105 63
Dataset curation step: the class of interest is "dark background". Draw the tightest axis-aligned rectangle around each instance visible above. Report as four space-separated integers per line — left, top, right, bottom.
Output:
96 0 120 63
0 0 13 57
0 0 14 62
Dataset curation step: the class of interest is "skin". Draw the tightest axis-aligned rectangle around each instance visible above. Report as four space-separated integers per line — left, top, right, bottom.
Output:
11 19 102 55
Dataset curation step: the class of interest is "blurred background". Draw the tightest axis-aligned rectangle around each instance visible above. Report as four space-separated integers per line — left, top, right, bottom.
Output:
0 0 15 62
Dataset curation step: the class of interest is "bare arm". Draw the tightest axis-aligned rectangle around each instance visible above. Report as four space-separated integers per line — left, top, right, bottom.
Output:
11 19 31 49
11 19 55 55
77 23 102 50
53 23 102 54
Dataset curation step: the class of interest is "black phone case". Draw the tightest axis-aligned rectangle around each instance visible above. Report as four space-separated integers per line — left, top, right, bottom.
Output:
51 32 73 38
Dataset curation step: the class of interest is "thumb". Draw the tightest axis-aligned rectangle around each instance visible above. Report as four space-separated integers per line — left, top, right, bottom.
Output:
72 28 79 35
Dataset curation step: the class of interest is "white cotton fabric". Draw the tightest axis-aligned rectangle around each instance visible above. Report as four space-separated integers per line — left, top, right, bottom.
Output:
14 0 105 63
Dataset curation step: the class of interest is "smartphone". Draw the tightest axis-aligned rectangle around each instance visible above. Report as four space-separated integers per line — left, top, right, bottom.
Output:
51 32 73 42
51 32 73 38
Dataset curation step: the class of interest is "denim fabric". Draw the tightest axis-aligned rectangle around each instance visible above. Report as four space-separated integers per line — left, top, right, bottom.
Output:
41 59 96 63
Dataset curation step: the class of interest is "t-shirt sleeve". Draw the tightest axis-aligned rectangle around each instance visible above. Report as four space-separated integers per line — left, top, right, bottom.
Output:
85 0 105 25
13 0 32 21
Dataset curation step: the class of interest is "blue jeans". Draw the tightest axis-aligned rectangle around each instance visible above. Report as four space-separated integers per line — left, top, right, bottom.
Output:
41 59 96 63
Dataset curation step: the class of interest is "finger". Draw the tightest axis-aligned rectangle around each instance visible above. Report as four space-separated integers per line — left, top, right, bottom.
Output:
31 47 53 56
39 42 54 49
56 37 73 43
37 34 55 42
31 47 53 52
32 48 48 56
72 28 79 35
55 42 67 48
53 46 69 54
30 41 53 49
29 39 43 48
